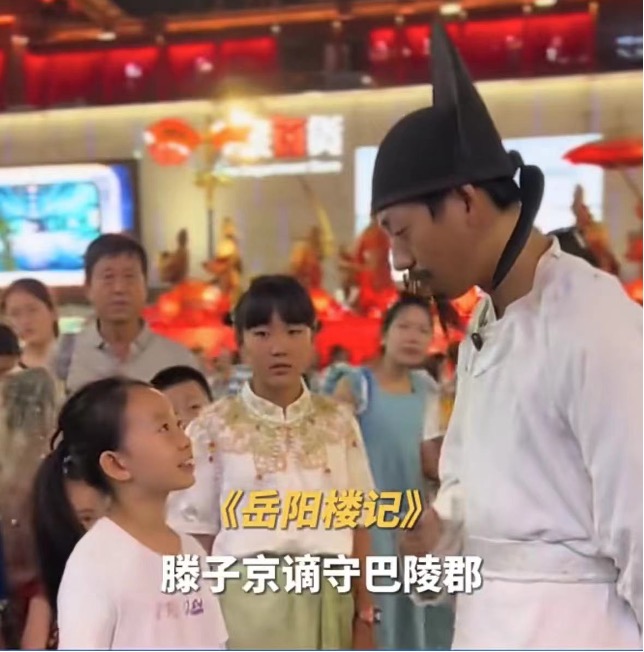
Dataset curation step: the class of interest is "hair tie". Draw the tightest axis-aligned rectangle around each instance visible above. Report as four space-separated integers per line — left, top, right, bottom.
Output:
62 453 74 476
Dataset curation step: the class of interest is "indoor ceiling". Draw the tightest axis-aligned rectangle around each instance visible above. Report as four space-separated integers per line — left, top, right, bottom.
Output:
0 0 609 46
112 0 217 16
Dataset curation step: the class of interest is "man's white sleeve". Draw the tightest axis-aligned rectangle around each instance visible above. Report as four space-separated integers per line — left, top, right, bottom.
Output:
562 287 642 629
411 365 467 607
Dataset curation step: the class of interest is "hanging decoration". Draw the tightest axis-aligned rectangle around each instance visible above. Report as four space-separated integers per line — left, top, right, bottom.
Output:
144 118 201 166
564 136 643 201
564 137 643 170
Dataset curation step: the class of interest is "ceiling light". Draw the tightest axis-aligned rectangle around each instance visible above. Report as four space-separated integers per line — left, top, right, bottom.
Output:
98 30 116 41
124 63 143 79
533 0 557 7
439 3 462 16
195 56 214 74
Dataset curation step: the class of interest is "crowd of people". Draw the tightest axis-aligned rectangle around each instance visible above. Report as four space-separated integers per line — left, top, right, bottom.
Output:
0 230 457 650
0 18 641 652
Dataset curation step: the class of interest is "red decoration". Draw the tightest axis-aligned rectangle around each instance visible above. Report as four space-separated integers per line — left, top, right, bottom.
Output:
626 232 643 264
144 118 201 166
219 37 278 78
368 12 594 85
564 138 643 169
145 283 471 365
452 287 481 318
624 279 643 305
207 124 251 150
273 117 307 159
158 294 182 320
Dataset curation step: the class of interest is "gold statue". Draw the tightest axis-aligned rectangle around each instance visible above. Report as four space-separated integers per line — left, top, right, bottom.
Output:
572 185 620 276
158 228 189 285
289 225 325 290
203 216 243 303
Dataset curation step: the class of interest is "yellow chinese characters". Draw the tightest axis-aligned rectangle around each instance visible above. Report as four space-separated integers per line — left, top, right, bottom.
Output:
222 489 422 530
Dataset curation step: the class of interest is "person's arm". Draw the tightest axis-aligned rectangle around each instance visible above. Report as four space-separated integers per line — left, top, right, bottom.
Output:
401 353 468 607
561 289 642 628
21 594 53 650
421 438 443 481
344 413 376 649
166 408 223 553
57 561 115 648
421 382 445 481
332 375 358 412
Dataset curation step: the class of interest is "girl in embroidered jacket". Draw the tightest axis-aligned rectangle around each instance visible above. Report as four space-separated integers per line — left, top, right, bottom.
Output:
167 275 377 650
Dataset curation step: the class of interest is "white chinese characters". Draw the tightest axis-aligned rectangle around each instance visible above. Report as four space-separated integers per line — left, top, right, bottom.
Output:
161 554 483 597
307 115 344 158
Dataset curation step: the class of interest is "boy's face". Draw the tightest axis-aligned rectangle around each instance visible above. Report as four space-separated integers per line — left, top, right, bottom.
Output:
241 312 314 392
163 380 211 429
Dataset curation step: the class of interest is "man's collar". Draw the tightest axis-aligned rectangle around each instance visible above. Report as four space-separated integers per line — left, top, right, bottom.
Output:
472 237 562 331
88 320 153 352
240 379 312 424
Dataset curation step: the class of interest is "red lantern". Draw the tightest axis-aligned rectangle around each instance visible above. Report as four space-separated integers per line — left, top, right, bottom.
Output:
145 118 201 166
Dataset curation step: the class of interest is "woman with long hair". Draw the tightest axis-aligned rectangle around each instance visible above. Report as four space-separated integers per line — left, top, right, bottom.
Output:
1 279 59 371
333 294 455 650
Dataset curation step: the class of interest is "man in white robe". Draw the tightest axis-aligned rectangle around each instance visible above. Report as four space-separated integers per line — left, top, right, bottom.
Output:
370 19 642 650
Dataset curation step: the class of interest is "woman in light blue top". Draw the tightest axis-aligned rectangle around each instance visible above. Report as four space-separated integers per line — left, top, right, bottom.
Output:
333 294 454 650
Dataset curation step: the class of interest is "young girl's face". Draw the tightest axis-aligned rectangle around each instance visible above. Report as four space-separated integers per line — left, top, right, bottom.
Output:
101 386 194 495
65 479 107 530
4 290 57 348
384 305 432 368
163 380 210 429
242 312 314 392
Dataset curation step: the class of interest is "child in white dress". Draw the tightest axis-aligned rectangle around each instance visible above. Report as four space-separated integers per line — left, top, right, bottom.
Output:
32 376 228 650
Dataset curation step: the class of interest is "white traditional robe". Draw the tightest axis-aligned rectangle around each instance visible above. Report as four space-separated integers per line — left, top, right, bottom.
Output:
432 239 642 649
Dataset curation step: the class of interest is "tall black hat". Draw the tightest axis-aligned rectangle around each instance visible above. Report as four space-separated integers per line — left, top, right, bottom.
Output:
371 20 544 289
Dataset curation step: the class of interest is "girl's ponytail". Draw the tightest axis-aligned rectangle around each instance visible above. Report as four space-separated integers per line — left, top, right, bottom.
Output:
32 442 85 614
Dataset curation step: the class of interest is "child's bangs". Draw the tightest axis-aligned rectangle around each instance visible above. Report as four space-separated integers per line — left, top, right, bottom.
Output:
241 289 315 330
